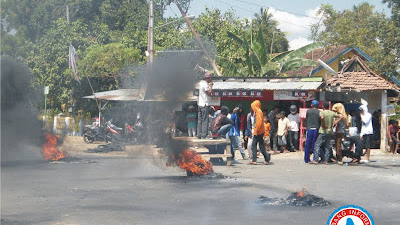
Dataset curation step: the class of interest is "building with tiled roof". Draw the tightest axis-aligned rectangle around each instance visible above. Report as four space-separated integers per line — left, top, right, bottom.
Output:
322 55 399 151
326 55 400 92
285 45 373 77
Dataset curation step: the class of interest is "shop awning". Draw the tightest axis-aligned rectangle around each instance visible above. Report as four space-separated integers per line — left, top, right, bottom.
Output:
82 89 141 101
82 89 197 102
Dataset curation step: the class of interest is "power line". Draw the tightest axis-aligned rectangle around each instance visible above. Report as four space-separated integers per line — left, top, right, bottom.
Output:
169 4 178 17
231 0 320 19
214 0 311 29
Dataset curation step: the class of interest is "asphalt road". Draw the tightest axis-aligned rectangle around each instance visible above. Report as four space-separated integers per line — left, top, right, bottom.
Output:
2 145 400 225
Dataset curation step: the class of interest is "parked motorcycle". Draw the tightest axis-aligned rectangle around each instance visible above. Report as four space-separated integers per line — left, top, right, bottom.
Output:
125 114 145 144
83 122 107 143
103 120 126 151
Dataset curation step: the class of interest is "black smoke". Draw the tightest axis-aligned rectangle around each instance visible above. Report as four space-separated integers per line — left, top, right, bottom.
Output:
1 57 42 165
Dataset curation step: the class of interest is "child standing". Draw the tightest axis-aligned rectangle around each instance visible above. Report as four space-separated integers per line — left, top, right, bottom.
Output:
187 105 197 137
263 116 271 152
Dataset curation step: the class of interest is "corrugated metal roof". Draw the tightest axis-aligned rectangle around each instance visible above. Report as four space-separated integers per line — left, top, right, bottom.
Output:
82 89 197 102
198 80 323 90
82 89 141 101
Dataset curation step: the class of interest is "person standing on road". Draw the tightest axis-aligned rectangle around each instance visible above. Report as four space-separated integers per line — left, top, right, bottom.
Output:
332 103 347 165
245 109 255 159
229 106 247 161
277 111 291 153
186 105 197 137
288 105 300 152
249 100 271 165
312 102 342 164
389 120 399 154
263 116 271 152
304 100 320 163
268 106 280 152
359 104 373 162
197 72 213 139
237 105 247 149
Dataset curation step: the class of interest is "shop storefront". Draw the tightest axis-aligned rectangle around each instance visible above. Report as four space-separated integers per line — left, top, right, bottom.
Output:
195 77 323 114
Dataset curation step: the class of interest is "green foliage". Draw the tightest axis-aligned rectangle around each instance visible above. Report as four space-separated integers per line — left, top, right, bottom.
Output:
389 104 400 121
215 8 315 77
218 28 321 77
383 0 400 23
310 3 400 76
79 43 142 78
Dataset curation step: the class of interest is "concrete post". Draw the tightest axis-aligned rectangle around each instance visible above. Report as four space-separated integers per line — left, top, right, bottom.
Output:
380 90 388 152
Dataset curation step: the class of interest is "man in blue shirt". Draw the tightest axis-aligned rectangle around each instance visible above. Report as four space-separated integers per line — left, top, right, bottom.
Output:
229 106 247 162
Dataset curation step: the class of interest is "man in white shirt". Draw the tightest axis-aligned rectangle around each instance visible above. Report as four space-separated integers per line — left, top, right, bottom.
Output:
359 104 373 162
277 111 291 153
288 105 300 151
197 72 213 139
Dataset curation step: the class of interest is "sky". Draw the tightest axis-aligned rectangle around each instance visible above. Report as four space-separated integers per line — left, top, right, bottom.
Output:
165 0 390 50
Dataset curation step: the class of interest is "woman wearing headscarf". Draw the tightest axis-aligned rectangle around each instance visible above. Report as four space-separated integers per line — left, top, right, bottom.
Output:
332 103 348 165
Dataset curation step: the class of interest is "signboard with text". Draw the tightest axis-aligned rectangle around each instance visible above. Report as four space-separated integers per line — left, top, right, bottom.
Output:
194 90 263 98
274 90 314 101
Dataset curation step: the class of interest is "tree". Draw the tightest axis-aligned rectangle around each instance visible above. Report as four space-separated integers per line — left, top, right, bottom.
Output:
218 29 322 77
215 9 319 77
251 8 289 54
383 0 400 23
383 0 400 76
26 18 92 110
310 3 399 76
79 43 142 78
1 0 193 113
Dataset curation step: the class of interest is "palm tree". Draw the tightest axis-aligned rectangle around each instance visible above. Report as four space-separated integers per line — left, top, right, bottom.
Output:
217 28 323 77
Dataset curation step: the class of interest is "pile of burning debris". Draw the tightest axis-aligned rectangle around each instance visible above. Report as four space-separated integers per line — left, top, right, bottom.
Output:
171 149 214 175
42 133 67 161
42 133 95 164
257 188 330 207
164 147 228 179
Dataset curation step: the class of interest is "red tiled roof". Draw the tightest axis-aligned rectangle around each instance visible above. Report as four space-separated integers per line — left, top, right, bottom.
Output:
327 56 400 91
328 72 396 91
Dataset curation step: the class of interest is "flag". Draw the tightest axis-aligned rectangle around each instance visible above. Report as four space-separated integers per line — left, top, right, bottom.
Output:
68 44 80 82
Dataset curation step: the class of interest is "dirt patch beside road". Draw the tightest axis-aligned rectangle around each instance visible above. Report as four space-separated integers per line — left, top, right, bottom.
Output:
60 136 159 158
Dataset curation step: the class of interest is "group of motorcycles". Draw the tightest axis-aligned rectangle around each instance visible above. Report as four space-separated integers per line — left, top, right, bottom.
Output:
83 114 145 150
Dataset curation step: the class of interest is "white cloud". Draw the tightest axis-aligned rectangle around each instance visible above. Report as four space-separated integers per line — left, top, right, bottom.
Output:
268 7 321 50
289 37 313 50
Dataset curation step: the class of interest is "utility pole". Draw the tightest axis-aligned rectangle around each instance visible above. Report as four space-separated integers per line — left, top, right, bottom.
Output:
44 86 49 128
147 0 154 65
174 0 222 76
140 0 154 100
66 5 70 23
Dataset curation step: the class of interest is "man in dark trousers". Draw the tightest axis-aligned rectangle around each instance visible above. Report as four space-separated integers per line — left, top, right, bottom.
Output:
268 106 280 152
249 100 271 165
312 102 342 164
304 100 320 163
197 72 213 139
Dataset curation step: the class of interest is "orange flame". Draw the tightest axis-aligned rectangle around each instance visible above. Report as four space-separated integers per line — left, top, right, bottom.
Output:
297 187 306 198
42 133 67 161
172 149 214 175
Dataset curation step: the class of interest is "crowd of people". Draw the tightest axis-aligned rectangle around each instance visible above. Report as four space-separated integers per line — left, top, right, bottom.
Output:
187 72 385 165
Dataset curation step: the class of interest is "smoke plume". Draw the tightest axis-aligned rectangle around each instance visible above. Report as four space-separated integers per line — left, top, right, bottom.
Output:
1 57 42 165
